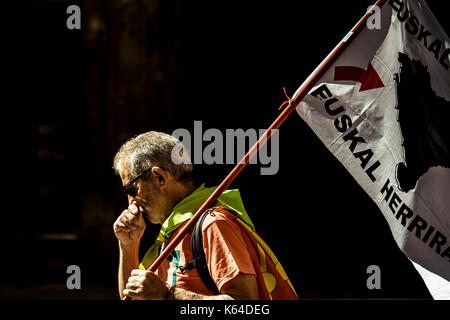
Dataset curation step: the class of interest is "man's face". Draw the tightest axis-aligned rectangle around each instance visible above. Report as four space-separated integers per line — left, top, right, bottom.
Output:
119 163 169 224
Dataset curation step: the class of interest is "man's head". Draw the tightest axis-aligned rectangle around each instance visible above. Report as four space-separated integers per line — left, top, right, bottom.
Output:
113 131 194 224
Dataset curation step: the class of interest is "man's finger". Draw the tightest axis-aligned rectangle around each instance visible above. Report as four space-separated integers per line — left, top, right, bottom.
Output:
126 282 139 290
130 269 145 276
119 215 138 229
126 275 143 283
128 203 139 215
115 222 131 233
123 289 140 299
117 220 135 231
123 210 143 227
122 210 137 222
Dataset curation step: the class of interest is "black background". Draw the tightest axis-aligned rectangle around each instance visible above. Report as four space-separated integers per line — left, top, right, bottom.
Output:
1 0 448 299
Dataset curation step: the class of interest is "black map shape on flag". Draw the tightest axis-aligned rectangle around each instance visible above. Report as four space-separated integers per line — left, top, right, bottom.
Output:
395 52 450 193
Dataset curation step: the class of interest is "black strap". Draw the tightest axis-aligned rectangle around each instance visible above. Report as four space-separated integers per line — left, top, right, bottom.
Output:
179 210 220 295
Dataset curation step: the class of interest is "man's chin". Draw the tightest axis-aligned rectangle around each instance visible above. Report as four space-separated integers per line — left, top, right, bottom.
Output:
147 213 160 224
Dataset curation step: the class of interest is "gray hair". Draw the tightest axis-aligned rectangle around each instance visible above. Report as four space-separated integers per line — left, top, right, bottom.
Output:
113 131 193 181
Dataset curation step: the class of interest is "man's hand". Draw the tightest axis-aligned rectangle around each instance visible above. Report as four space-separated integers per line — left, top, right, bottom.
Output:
113 202 146 247
122 269 258 300
123 269 171 300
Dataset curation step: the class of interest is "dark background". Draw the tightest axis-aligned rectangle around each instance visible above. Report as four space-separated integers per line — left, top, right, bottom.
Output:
0 0 448 299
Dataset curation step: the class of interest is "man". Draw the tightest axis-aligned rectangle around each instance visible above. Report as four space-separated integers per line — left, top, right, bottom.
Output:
113 131 297 300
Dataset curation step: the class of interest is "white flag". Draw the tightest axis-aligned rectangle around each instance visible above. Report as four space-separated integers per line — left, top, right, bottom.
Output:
295 0 450 299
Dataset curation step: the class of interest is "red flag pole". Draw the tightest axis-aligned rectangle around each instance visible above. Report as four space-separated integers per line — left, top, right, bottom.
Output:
123 0 388 300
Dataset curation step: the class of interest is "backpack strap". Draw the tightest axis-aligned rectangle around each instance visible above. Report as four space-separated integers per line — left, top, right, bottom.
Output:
179 209 220 295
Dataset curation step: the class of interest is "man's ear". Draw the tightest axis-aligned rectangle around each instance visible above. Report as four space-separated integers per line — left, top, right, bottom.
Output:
151 166 169 188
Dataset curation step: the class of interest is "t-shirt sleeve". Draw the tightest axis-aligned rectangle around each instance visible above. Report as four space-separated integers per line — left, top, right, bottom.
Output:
202 213 257 292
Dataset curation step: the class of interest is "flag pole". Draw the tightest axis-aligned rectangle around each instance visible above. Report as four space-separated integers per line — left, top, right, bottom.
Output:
123 0 388 300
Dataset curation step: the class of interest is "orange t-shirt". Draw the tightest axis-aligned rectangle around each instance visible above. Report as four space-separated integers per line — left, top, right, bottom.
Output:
155 209 259 295
155 209 297 299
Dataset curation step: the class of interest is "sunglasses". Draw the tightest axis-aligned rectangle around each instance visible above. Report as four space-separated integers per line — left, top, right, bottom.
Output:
121 166 165 197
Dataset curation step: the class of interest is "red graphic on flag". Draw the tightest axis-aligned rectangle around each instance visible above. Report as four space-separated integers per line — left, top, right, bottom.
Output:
334 63 384 91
